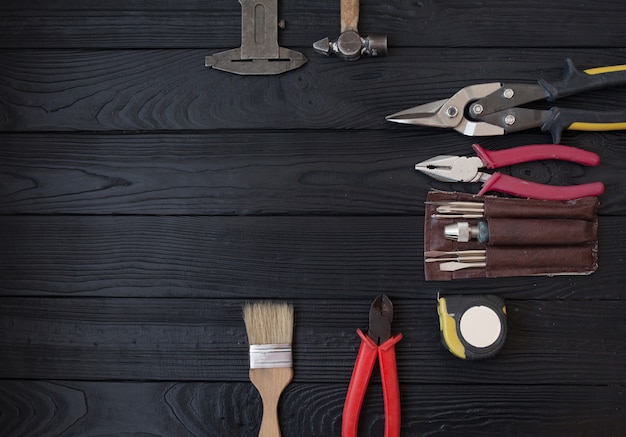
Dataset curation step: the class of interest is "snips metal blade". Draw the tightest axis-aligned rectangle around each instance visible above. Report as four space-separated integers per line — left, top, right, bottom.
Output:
386 83 506 136
368 294 393 345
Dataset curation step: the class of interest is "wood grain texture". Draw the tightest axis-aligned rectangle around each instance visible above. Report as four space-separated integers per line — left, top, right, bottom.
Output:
1 216 625 299
1 0 626 49
2 131 623 216
1 381 624 436
0 298 625 385
2 48 626 131
2 1 626 435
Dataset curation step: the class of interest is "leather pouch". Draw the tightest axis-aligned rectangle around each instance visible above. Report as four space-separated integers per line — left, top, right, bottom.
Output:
424 191 599 280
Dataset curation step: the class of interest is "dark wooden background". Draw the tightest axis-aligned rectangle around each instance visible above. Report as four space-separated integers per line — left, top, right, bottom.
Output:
1 1 626 436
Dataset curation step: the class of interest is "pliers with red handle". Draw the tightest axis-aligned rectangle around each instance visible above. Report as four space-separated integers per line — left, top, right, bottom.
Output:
414 143 604 201
342 294 403 437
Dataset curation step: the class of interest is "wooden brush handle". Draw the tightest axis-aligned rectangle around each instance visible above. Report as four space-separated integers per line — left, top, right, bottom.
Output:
250 367 294 437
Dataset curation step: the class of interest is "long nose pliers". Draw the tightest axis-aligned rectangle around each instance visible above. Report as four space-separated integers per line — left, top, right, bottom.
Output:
386 59 626 143
415 143 605 200
342 294 403 437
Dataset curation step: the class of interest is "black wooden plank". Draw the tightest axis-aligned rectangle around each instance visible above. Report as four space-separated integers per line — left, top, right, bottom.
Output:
2 0 626 49
1 298 625 385
2 48 626 132
1 381 624 436
0 1 624 436
1 216 624 299
2 131 623 216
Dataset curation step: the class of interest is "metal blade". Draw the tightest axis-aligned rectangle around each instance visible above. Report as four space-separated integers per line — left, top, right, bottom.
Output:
478 107 550 134
425 250 486 258
368 294 393 345
425 256 486 263
386 83 507 136
385 99 449 125
471 83 548 115
439 261 487 272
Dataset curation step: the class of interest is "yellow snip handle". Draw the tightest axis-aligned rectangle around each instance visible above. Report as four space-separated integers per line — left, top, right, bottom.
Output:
584 64 626 75
568 121 626 131
559 62 626 132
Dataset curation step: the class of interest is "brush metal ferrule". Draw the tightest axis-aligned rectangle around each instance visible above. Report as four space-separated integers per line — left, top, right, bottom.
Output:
249 344 293 369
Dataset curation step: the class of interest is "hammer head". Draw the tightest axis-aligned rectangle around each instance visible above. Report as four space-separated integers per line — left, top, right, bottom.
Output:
313 31 387 61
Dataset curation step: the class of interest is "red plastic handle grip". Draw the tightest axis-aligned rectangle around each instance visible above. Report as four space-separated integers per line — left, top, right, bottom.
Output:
472 143 600 169
342 329 379 437
342 330 403 437
378 333 403 437
478 173 605 200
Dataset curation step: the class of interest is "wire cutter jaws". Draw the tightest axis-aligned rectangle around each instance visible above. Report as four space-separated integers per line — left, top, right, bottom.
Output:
415 143 605 200
342 294 403 437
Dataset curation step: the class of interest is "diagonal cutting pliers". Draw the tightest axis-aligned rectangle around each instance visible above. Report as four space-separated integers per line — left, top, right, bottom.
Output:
386 59 626 143
342 294 403 437
415 143 605 200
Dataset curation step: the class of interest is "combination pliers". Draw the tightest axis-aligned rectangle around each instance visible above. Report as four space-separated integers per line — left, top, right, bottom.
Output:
387 59 626 143
415 143 604 200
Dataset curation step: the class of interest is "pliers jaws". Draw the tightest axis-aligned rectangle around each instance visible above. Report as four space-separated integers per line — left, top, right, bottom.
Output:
414 155 487 183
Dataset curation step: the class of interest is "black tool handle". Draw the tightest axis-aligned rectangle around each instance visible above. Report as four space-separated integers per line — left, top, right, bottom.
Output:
542 107 626 143
539 59 626 101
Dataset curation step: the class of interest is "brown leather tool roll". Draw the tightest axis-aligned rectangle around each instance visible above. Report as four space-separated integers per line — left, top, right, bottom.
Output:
486 218 595 246
424 191 599 280
486 245 595 269
484 196 598 221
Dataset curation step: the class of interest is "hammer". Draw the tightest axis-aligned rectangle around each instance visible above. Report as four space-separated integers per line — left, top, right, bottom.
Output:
313 0 387 61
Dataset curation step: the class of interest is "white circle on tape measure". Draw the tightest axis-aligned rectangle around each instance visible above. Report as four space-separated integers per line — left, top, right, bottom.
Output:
459 305 501 348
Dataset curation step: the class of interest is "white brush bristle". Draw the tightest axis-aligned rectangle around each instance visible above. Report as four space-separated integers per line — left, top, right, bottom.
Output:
243 301 294 346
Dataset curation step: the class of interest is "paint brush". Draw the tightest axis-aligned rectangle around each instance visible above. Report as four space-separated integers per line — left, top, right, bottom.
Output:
243 301 294 437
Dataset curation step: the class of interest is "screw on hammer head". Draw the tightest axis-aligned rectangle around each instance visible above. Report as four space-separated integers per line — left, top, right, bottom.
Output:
313 0 387 61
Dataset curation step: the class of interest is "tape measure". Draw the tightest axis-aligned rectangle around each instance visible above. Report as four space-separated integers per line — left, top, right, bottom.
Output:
437 294 507 360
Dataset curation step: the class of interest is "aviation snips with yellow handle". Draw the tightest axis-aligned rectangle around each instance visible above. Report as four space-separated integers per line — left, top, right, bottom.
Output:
386 59 626 143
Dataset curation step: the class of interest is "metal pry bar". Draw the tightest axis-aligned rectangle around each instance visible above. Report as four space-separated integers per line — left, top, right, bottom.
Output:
205 0 307 75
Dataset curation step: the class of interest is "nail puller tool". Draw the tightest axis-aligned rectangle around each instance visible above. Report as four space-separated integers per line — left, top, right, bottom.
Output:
415 143 604 200
387 59 626 143
342 294 402 437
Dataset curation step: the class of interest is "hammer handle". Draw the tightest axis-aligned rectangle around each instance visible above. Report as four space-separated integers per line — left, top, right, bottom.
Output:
341 0 359 33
